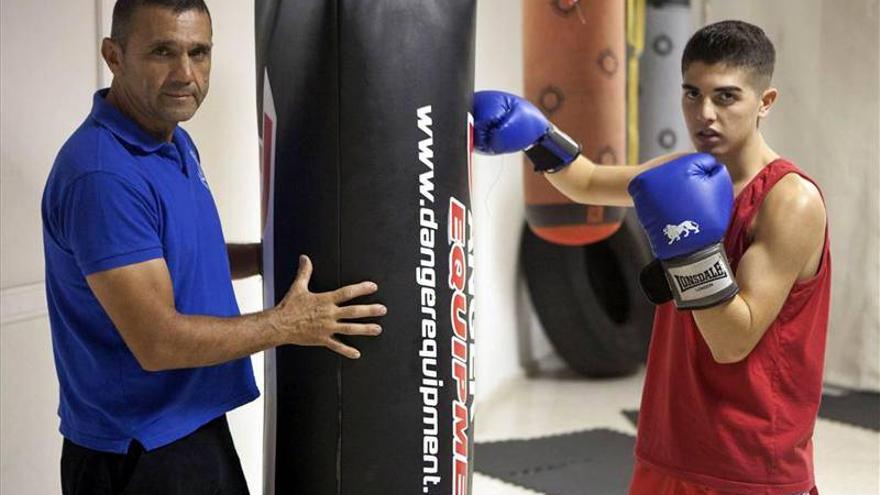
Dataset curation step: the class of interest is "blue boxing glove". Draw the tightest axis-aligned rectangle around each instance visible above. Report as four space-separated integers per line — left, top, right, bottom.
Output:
473 90 580 173
628 153 739 309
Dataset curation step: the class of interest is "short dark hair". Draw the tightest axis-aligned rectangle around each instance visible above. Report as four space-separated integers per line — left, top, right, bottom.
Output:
111 0 211 47
681 20 775 89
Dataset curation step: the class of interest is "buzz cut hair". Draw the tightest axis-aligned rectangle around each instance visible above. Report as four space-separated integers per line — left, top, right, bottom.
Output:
110 0 211 47
682 20 776 90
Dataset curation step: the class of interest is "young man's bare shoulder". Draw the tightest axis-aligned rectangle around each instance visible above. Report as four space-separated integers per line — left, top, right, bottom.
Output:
765 173 825 215
756 172 826 244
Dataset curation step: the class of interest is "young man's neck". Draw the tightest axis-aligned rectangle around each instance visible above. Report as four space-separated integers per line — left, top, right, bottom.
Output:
105 84 175 142
715 132 779 187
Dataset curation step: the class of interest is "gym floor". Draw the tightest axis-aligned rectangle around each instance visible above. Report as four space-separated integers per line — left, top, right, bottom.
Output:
471 357 880 495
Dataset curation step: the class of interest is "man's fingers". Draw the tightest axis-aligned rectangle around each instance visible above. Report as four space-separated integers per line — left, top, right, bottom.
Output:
331 281 379 303
335 323 383 337
293 255 313 291
336 304 387 320
324 337 361 359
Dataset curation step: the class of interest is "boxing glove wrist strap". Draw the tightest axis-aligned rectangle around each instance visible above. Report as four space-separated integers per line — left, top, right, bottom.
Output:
660 243 739 310
524 126 581 173
639 259 673 305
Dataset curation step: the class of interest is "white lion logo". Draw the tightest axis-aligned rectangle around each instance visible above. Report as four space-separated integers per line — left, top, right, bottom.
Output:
663 220 700 245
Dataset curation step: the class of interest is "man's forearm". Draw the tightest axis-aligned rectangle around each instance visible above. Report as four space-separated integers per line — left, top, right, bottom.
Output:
692 295 758 363
141 309 280 371
227 243 261 280
546 155 634 207
545 152 684 207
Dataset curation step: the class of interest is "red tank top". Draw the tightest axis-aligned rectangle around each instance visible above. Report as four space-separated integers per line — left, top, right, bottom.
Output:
634 159 831 494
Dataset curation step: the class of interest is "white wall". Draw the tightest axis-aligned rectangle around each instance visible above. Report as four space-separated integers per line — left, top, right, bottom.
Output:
1 0 97 492
472 0 541 407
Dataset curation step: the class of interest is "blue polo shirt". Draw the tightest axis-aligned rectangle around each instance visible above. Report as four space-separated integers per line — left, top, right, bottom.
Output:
41 89 259 453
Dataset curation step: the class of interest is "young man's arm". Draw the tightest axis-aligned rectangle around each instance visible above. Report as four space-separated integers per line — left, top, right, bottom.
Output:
692 175 826 363
227 242 261 279
545 152 686 207
87 255 385 371
473 90 684 206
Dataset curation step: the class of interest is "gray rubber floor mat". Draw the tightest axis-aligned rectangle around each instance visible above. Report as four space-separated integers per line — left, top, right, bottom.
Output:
819 388 880 431
475 429 636 495
622 410 639 429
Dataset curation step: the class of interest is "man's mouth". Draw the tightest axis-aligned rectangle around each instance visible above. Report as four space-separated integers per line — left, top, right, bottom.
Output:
695 128 721 146
697 128 720 138
164 92 195 100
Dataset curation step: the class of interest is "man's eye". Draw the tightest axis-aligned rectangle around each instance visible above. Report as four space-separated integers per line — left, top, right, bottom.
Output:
716 92 736 104
190 48 210 59
684 90 699 100
153 47 171 56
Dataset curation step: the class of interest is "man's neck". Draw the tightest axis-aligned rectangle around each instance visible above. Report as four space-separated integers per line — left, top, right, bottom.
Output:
716 132 779 190
105 85 174 142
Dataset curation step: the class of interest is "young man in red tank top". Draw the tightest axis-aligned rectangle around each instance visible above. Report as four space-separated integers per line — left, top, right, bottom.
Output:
473 20 829 495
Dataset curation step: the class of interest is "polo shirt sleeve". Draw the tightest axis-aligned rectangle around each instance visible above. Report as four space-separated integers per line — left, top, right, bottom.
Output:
62 171 164 275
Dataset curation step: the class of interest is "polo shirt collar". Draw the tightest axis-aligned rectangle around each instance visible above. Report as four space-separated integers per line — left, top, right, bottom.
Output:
90 89 181 153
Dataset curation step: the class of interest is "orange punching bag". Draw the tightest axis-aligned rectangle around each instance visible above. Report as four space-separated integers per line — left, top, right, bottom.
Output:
523 0 627 245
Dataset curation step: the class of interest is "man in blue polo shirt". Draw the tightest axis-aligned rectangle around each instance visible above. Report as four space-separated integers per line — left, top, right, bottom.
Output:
42 1 386 493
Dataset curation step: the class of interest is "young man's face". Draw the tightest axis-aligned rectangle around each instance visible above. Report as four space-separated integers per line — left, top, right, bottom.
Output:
108 6 213 132
681 62 772 157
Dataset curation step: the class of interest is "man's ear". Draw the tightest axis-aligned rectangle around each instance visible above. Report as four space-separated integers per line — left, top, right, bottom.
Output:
758 87 778 118
101 38 123 76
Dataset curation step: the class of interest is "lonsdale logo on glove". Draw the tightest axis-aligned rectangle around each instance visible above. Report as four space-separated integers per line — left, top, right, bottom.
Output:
658 218 726 292
662 244 736 302
659 219 735 300
674 261 729 292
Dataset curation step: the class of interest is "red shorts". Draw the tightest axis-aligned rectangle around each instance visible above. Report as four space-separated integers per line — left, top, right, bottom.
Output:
627 461 818 495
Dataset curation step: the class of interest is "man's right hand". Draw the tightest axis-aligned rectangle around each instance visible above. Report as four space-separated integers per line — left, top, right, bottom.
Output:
270 255 385 359
473 90 581 173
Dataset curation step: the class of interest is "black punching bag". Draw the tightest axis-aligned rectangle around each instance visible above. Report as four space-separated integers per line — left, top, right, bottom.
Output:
256 2 477 494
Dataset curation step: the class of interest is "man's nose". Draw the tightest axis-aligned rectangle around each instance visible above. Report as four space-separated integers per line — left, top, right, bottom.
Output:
171 54 195 82
698 98 716 122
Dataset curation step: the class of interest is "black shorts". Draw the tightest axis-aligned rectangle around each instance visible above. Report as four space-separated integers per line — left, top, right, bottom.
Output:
61 415 249 495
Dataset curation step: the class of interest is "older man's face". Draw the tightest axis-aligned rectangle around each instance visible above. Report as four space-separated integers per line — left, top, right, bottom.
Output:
112 6 212 133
